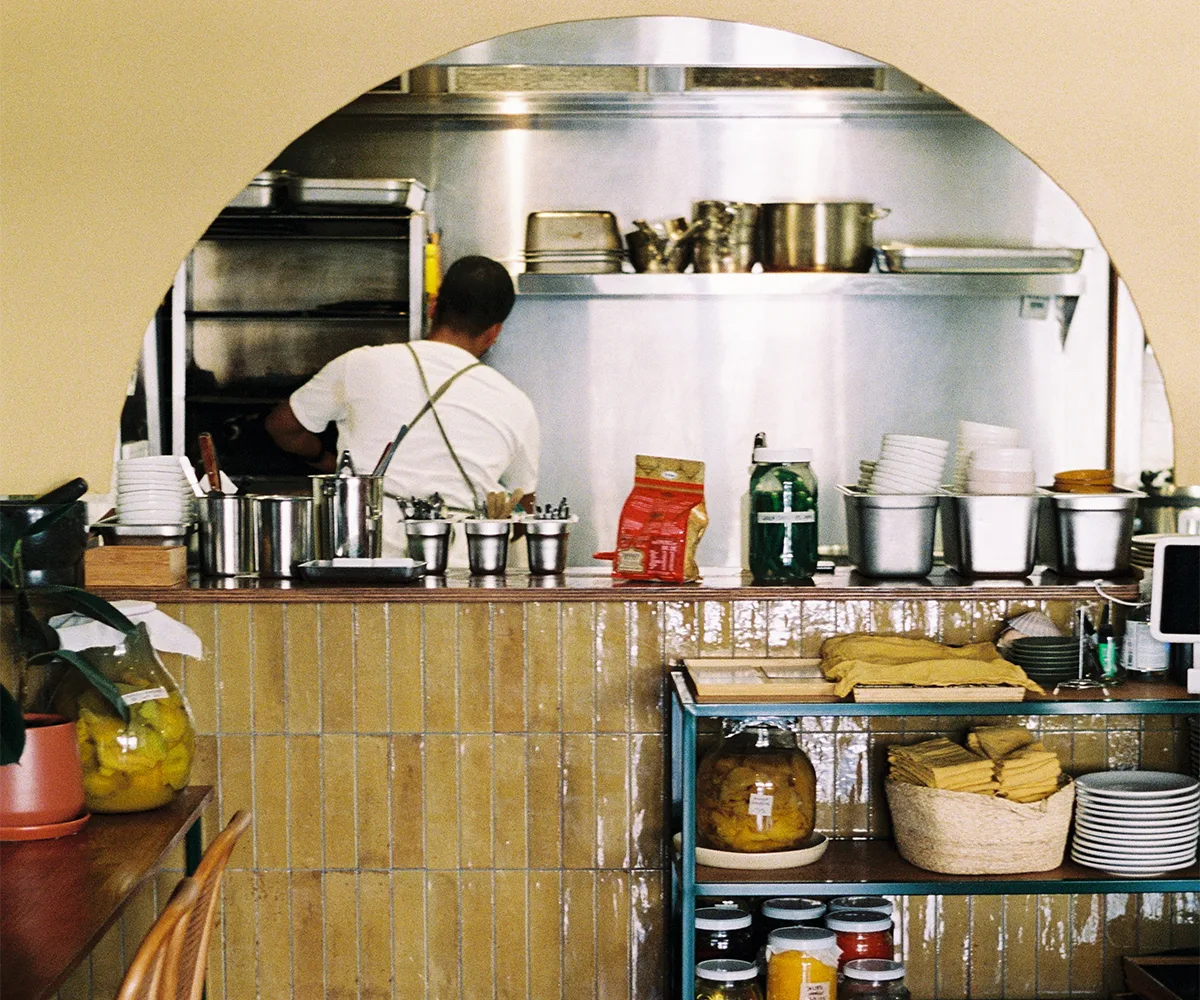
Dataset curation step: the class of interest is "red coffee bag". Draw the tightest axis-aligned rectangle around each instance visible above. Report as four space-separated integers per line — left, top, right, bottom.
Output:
608 455 708 583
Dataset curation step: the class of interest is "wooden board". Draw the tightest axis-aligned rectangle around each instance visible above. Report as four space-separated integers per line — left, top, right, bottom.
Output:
682 657 837 702
853 685 1027 703
85 545 188 588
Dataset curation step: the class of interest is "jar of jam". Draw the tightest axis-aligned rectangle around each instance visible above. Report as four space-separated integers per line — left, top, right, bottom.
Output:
696 906 755 963
696 959 764 1000
841 959 911 999
829 896 893 918
824 909 894 967
754 897 827 954
765 926 840 1000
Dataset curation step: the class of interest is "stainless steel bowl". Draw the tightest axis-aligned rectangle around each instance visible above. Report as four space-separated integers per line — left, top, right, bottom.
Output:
761 202 889 272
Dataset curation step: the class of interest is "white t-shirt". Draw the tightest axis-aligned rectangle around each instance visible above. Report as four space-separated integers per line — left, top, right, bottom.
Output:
290 341 539 559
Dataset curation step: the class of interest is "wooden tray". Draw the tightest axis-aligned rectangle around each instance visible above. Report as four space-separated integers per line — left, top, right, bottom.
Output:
853 685 1027 703
682 658 837 702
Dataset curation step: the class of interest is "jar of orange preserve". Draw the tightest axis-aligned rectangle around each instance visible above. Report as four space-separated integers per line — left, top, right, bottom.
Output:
765 926 841 1000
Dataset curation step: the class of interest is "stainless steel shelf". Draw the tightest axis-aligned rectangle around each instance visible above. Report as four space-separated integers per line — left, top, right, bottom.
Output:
517 271 1085 298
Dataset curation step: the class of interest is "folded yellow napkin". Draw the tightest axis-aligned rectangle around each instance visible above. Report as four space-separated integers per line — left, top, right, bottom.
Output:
967 726 1037 760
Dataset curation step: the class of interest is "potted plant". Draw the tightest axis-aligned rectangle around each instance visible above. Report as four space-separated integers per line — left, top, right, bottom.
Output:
1 503 132 836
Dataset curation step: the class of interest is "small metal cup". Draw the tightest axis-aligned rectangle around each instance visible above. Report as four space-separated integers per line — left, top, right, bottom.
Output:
524 520 572 575
464 519 510 575
405 519 453 575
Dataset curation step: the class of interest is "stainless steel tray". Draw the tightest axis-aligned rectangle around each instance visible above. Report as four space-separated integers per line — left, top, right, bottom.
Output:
877 244 1084 274
297 557 426 584
288 177 427 210
525 211 622 253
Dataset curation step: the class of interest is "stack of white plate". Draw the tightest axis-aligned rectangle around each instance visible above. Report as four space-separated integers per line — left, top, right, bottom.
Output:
1190 717 1199 779
965 446 1036 495
1070 771 1199 876
859 434 948 494
117 457 194 526
1130 533 1182 572
951 420 1021 490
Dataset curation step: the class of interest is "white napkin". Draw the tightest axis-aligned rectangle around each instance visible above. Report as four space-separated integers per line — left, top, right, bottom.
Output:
49 600 203 658
198 470 238 495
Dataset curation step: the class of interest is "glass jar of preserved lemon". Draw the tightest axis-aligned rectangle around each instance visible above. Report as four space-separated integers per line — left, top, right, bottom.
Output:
765 926 840 1000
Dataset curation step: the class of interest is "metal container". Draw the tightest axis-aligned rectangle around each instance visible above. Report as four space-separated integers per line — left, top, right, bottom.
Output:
1135 486 1200 535
249 494 313 578
524 519 572 575
940 493 1042 578
405 519 453 575
311 474 383 559
525 211 622 253
197 494 251 577
1037 487 1143 577
464 519 510 575
226 171 286 210
761 202 889 272
288 177 427 208
840 485 939 578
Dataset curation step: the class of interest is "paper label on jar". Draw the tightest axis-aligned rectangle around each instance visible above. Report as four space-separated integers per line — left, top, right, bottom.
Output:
122 686 169 706
756 511 816 524
747 792 774 818
800 984 830 1000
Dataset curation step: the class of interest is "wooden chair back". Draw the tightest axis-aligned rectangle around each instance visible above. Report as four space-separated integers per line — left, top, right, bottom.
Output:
114 878 201 1000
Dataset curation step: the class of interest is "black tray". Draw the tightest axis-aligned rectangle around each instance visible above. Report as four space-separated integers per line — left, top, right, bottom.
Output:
297 558 425 584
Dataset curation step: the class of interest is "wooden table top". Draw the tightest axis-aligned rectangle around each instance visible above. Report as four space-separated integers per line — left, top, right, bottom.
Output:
0 786 213 1000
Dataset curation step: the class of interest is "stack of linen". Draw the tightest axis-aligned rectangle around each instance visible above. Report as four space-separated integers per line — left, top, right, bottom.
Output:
888 737 998 794
967 726 1063 802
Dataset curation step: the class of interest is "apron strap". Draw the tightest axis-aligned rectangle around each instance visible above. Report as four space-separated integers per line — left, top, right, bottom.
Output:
403 344 484 514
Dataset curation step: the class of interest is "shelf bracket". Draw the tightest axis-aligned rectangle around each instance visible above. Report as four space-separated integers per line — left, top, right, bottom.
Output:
1057 294 1080 347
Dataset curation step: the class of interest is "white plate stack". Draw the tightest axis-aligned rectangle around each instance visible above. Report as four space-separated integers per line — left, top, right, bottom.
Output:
117 457 195 526
859 434 948 494
965 446 1036 495
1190 717 1199 779
1070 770 1199 876
951 420 1021 491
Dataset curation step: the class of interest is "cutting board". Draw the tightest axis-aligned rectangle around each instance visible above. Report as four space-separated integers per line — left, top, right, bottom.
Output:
681 657 837 702
852 685 1027 703
85 544 188 588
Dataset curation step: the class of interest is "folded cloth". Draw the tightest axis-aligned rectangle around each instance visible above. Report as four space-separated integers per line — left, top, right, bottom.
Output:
888 738 996 790
1002 780 1062 803
967 726 1036 760
820 634 1044 698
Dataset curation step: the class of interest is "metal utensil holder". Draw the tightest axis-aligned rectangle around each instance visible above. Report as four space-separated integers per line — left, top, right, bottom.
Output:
523 519 573 575
311 474 383 559
405 519 453 575
464 519 510 575
198 494 251 577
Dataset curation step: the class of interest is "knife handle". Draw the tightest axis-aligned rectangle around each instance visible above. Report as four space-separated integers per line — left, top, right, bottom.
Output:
198 432 221 490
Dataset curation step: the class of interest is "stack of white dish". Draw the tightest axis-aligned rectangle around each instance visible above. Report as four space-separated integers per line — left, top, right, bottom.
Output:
1070 770 1199 876
964 446 1036 495
1131 533 1169 572
951 420 1021 490
116 457 194 526
858 434 948 494
1190 717 1199 779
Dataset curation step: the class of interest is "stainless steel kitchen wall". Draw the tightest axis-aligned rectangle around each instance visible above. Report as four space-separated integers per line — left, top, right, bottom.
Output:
269 18 1111 567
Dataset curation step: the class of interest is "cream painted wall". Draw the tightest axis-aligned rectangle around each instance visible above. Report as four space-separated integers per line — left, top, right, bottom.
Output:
2 0 1197 493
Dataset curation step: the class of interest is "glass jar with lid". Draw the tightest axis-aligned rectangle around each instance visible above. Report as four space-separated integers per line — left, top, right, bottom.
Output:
828 896 893 918
824 909 895 967
696 906 756 963
748 445 818 583
696 718 817 854
764 926 840 1000
754 897 827 954
840 959 910 999
696 959 763 1000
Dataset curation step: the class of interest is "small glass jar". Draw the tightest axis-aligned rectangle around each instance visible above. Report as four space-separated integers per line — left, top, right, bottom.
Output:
749 447 818 584
696 959 763 1000
824 910 894 967
696 907 756 963
765 926 840 1000
841 959 911 999
696 718 817 854
754 897 827 954
828 896 894 918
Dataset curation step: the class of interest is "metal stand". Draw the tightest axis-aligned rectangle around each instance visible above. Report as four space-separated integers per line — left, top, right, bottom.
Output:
1055 607 1105 691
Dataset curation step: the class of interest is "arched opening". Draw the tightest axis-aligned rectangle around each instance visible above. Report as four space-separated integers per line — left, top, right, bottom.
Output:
120 17 1170 565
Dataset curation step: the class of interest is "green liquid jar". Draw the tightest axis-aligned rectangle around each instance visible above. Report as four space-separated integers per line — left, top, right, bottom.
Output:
749 448 818 584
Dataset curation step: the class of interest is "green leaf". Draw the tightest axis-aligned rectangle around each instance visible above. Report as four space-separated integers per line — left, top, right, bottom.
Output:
36 586 137 634
16 593 59 656
0 686 26 765
28 650 130 724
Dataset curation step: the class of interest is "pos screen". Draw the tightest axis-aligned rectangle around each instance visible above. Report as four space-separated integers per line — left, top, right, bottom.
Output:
1151 537 1200 641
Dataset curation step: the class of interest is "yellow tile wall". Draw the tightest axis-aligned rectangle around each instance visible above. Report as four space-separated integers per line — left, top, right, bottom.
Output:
66 596 1197 1000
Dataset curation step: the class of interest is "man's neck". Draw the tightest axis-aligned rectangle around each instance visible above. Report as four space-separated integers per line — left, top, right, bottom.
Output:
426 326 485 358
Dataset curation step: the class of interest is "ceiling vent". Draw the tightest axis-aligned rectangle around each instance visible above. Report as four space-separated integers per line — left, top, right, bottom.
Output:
685 67 882 90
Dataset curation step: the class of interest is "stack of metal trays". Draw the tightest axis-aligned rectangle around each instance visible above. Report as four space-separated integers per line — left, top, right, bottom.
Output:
524 210 624 273
876 245 1084 274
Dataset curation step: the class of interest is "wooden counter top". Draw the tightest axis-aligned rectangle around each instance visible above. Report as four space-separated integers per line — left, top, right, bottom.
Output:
90 565 1141 604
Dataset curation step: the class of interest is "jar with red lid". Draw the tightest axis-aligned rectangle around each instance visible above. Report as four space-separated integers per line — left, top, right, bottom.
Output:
754 897 827 954
696 906 756 963
824 909 894 966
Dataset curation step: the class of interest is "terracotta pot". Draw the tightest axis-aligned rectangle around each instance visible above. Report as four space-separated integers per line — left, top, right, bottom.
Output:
0 714 86 829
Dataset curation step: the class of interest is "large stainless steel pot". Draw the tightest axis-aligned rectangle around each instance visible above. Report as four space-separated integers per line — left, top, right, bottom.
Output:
311 474 383 559
761 202 889 272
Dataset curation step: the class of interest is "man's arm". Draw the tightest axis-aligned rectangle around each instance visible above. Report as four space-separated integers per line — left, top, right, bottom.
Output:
265 402 336 472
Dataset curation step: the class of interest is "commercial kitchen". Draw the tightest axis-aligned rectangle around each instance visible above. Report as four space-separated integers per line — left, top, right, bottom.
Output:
1 7 1198 1000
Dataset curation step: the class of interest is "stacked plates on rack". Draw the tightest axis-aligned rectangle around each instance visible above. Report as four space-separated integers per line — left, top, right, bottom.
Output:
964 446 1036 495
858 434 948 494
1131 533 1174 572
1190 717 1199 779
116 457 194 526
1071 771 1200 876
1005 636 1083 685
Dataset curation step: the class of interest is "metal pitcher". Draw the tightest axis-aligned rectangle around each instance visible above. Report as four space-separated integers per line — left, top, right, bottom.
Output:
311 474 383 559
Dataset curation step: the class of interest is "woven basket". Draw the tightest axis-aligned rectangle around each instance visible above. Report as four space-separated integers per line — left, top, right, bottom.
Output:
885 777 1074 875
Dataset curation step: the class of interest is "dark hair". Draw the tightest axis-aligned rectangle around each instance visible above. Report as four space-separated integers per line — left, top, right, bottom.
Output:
431 255 515 338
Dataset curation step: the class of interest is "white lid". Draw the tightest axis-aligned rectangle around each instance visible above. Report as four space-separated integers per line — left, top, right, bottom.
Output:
830 896 893 915
695 906 752 930
843 959 906 982
761 897 826 921
754 447 813 463
696 959 759 982
824 909 893 933
767 926 837 951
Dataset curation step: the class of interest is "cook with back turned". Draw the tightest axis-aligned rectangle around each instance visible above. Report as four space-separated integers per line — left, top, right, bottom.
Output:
265 255 539 562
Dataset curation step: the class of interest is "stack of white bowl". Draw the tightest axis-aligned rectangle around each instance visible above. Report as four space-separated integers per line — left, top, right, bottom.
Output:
951 421 1021 490
860 434 949 494
116 457 194 526
965 447 1036 494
